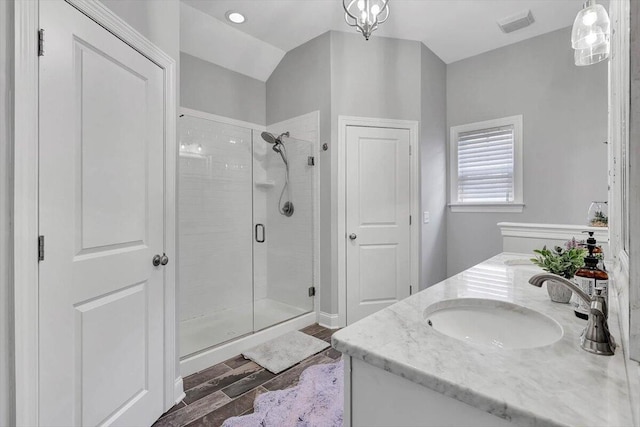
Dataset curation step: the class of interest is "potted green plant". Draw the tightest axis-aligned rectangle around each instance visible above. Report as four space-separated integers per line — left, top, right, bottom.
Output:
531 245 587 303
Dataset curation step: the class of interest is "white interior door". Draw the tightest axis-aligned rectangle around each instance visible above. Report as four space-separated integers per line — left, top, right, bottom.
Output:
346 126 411 324
39 1 166 425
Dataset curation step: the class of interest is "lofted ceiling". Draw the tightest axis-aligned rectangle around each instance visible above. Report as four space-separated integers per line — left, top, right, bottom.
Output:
181 0 589 82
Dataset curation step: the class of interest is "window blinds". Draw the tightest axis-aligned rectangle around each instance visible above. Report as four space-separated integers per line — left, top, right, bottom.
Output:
456 125 515 203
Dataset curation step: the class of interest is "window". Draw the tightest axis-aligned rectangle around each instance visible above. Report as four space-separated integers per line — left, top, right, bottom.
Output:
449 115 523 213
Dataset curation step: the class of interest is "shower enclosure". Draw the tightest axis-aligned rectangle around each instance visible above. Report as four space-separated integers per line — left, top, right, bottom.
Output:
178 113 315 358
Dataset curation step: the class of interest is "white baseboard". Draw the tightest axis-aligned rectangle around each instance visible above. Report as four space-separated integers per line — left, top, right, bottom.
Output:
180 312 316 377
318 311 340 329
173 377 185 405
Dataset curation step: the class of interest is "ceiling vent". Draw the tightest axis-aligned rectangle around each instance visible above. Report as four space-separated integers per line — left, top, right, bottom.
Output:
497 10 535 34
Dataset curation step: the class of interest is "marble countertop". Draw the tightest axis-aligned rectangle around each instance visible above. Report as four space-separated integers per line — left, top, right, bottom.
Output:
332 253 633 427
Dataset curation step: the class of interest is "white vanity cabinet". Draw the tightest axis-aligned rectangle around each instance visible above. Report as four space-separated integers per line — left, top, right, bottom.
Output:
345 357 513 427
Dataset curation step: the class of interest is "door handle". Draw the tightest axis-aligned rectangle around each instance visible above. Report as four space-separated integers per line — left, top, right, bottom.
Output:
349 233 357 240
255 224 265 243
153 253 169 266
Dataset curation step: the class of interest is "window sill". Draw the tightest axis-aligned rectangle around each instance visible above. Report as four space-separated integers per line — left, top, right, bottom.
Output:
448 203 524 213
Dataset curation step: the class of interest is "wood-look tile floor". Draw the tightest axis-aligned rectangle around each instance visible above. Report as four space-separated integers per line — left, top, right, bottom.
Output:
153 324 342 427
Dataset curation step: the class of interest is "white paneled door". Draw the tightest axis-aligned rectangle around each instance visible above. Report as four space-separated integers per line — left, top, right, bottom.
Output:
346 126 411 324
39 1 166 425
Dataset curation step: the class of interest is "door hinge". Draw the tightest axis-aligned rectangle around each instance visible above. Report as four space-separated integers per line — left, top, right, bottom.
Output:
308 156 315 166
409 145 412 155
308 286 316 297
38 235 45 261
409 215 412 225
410 285 413 295
38 29 44 57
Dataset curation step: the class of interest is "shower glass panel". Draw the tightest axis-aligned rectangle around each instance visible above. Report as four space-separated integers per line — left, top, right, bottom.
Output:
178 113 315 359
178 117 254 357
253 135 315 331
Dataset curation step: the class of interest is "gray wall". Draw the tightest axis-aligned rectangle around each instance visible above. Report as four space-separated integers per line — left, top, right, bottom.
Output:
181 53 266 125
266 32 332 312
330 32 422 121
420 44 448 289
446 26 608 276
1 1 13 424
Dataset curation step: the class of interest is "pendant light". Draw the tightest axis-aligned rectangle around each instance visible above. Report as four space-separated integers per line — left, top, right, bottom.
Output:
571 0 611 66
343 0 389 40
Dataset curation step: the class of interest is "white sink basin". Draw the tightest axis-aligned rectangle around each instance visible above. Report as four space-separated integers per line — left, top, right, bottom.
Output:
424 298 563 350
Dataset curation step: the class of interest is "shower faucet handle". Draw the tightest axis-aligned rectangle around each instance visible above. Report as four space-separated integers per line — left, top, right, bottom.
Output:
349 233 357 240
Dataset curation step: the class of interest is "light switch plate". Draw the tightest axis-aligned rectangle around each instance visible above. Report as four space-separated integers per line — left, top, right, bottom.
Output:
423 211 430 224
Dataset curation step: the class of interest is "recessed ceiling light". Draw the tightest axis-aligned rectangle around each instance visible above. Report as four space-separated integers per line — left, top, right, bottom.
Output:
226 11 246 24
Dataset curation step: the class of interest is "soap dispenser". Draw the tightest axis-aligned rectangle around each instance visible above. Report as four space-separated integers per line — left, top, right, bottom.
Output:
572 231 609 320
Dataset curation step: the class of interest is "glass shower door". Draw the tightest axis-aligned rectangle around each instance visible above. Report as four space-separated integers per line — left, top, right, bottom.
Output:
178 116 254 357
253 133 315 331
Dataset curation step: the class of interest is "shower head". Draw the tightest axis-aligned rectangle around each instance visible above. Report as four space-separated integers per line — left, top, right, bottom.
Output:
261 131 278 145
261 131 290 145
262 131 289 166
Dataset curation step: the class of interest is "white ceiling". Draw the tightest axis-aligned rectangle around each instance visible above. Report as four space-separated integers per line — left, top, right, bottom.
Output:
181 0 588 81
180 3 285 81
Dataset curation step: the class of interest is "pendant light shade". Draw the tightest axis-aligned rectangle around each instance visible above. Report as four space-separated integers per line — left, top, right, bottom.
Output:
571 0 610 66
343 0 389 40
574 42 610 66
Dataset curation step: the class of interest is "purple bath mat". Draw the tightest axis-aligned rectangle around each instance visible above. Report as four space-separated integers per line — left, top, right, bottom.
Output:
222 359 344 427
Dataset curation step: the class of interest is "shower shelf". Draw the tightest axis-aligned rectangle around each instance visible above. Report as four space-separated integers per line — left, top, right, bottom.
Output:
254 180 275 188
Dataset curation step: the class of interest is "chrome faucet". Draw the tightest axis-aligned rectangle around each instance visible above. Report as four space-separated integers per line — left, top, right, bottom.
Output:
529 273 616 356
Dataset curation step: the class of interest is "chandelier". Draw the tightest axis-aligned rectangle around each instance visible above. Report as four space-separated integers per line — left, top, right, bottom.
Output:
343 0 389 41
571 0 610 66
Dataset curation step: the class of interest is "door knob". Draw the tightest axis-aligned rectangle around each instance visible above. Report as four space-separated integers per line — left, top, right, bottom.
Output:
349 233 357 240
152 253 169 267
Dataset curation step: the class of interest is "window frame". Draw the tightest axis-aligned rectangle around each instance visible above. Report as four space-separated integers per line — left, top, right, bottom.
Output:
449 115 524 213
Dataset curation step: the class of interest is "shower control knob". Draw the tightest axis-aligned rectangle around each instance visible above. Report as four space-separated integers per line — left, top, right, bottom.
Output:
152 254 162 266
160 253 169 266
349 233 357 240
